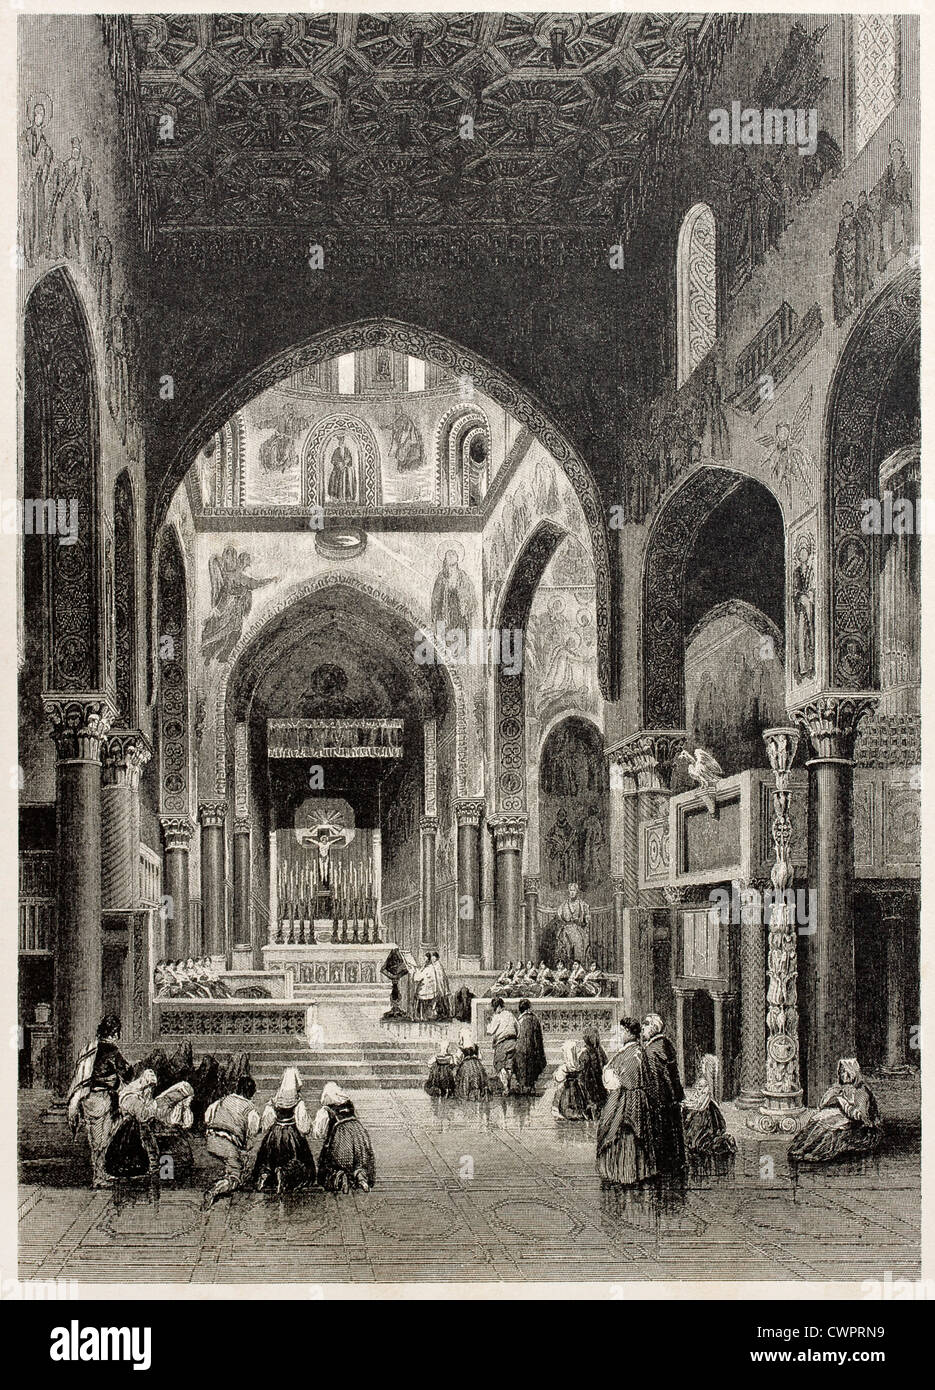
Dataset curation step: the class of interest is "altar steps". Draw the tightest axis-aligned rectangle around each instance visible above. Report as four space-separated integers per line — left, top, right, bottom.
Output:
148 1029 573 1091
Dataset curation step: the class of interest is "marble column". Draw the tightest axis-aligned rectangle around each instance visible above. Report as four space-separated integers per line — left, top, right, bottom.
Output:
233 816 255 968
874 885 915 1073
101 732 151 911
491 815 526 968
420 815 437 945
522 876 540 962
791 695 877 1106
454 799 484 962
736 877 768 1109
44 695 115 1094
159 817 194 958
199 802 228 961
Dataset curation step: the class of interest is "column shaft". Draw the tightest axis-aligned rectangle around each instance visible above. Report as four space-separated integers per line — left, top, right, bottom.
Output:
793 695 876 1106
491 816 526 968
420 816 437 945
200 803 228 961
45 697 115 1094
455 800 483 960
101 733 151 911
233 817 253 965
160 819 193 958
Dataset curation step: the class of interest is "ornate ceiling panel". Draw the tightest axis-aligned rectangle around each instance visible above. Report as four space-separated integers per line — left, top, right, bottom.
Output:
129 11 708 229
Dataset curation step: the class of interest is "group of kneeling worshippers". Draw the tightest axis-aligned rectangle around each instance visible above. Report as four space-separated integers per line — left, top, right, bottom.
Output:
66 1015 376 1204
425 1003 883 1183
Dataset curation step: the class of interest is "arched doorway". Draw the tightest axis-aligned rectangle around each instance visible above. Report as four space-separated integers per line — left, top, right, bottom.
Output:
224 583 465 970
642 468 786 762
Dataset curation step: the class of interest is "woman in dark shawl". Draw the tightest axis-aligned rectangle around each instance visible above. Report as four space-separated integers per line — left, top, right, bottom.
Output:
454 1027 489 1100
513 999 547 1095
314 1084 376 1193
551 1040 590 1120
596 1019 658 1186
424 1048 457 1098
252 1067 316 1193
681 1055 736 1158
789 1058 881 1163
579 1032 607 1119
105 1070 160 1179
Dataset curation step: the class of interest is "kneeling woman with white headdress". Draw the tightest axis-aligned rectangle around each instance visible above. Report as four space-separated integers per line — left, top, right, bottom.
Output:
314 1084 376 1194
252 1067 317 1192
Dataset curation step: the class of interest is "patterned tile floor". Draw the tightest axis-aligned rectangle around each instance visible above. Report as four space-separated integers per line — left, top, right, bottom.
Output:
19 1078 920 1285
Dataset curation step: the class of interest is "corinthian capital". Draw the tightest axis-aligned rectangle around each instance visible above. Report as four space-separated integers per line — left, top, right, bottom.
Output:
454 798 485 828
102 731 153 787
199 801 228 828
44 694 117 762
790 693 879 762
614 729 686 791
160 817 194 852
490 814 527 852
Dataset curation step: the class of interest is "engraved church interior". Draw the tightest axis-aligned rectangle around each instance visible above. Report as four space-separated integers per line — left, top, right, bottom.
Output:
17 12 921 1285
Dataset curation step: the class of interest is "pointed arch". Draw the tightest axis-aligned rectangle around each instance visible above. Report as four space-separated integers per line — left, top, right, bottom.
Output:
24 266 103 691
157 317 615 699
494 520 568 813
641 466 785 729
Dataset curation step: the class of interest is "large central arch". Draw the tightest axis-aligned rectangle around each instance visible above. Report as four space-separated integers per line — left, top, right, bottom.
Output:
155 318 615 700
217 573 469 801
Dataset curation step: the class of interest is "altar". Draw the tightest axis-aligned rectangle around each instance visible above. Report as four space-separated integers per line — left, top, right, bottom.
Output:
262 941 394 991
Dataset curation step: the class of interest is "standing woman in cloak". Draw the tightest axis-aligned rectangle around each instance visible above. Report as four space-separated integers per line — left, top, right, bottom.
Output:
579 1032 608 1119
314 1083 376 1193
596 1018 658 1186
513 999 547 1094
252 1067 316 1193
640 1013 686 1175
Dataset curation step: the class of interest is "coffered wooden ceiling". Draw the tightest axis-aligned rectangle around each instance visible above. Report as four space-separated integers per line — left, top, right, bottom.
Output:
130 11 707 229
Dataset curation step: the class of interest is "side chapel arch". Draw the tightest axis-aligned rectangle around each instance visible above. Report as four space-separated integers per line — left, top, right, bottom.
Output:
495 520 567 812
641 466 785 729
823 264 920 691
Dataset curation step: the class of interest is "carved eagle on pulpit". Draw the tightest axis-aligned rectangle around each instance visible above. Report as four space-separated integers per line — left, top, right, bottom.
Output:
677 746 724 815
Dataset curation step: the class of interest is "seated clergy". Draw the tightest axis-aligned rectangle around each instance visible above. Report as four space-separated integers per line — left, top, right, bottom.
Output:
493 962 516 993
551 962 570 997
582 962 608 998
536 961 556 996
520 962 542 997
567 961 587 997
